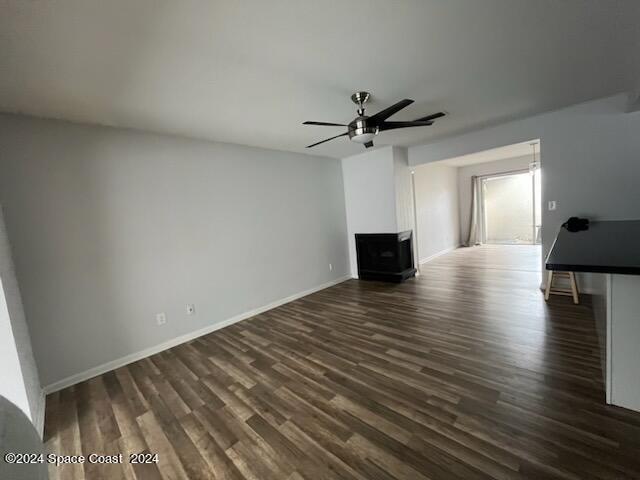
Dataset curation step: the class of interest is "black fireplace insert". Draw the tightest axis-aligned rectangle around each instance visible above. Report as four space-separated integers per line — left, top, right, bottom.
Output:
355 231 416 283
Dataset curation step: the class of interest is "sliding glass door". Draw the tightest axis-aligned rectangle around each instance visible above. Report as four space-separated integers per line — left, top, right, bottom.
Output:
481 170 540 245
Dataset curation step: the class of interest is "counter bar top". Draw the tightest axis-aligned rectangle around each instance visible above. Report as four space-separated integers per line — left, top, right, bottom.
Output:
545 220 640 275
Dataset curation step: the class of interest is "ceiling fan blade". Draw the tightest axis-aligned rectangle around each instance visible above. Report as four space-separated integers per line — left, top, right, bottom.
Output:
379 120 433 131
306 132 348 148
364 141 374 149
303 121 347 127
414 111 446 122
368 99 414 123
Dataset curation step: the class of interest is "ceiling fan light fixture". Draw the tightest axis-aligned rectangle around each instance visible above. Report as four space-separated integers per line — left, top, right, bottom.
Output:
350 131 377 144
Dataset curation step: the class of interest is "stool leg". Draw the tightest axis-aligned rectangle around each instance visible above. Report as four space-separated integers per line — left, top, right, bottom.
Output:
569 272 579 304
544 270 553 301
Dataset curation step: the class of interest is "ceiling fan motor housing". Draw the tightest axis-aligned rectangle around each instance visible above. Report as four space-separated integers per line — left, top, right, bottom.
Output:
348 116 379 144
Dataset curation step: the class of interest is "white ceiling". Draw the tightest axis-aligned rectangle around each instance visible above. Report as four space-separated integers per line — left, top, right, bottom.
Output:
1 0 639 159
439 140 539 167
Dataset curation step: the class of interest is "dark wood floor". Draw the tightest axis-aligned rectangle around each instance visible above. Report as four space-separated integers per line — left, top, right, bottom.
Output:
44 245 640 479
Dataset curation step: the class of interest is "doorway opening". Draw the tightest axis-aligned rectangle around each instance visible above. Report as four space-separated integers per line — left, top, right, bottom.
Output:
411 139 543 285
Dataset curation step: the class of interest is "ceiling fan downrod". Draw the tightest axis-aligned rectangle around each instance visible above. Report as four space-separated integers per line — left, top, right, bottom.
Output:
351 91 371 116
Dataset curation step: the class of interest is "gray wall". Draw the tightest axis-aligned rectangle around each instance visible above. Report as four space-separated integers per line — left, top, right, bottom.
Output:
409 94 640 292
413 162 460 262
0 114 349 388
0 208 43 434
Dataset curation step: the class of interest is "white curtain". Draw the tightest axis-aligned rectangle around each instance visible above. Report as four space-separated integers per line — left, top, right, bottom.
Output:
466 175 482 246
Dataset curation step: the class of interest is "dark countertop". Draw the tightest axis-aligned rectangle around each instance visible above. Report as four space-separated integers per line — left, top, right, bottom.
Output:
545 220 640 275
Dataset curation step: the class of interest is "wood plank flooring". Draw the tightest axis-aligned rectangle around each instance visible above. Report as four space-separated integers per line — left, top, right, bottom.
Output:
44 245 640 479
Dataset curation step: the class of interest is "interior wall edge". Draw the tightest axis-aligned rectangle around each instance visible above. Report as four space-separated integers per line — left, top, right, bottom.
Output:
0 206 44 437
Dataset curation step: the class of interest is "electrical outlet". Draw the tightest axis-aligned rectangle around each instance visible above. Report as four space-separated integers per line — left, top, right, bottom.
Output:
329 263 333 272
186 304 195 315
548 200 557 211
156 312 167 325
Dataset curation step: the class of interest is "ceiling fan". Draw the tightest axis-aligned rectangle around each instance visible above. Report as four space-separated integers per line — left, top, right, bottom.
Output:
303 91 446 149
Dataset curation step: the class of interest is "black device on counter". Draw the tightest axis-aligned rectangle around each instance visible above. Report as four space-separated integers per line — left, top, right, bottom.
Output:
562 217 589 232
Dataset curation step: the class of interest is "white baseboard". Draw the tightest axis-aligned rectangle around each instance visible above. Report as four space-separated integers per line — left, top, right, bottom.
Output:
43 275 351 394
419 245 460 265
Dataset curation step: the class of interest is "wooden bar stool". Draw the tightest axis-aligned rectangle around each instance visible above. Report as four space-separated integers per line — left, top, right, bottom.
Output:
544 270 579 304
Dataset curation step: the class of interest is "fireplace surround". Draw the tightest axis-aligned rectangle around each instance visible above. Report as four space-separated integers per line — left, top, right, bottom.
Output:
355 231 416 282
